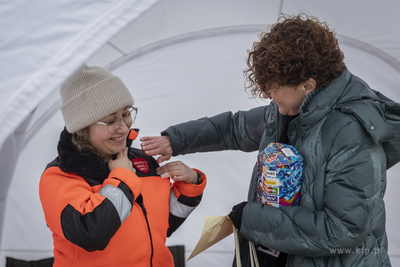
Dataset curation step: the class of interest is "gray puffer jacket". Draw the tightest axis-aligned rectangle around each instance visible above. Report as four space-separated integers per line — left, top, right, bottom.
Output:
163 69 400 267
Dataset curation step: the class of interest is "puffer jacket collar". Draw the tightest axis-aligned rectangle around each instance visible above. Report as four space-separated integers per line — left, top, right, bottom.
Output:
298 69 351 125
57 128 110 185
297 69 394 145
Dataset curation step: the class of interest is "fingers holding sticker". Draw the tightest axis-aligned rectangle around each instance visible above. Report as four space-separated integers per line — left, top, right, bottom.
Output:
157 161 198 184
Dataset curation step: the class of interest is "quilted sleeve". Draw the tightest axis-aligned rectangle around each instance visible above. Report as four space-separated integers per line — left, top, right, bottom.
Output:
162 105 270 155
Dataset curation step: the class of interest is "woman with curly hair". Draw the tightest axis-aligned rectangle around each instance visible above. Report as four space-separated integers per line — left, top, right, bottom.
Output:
141 14 399 267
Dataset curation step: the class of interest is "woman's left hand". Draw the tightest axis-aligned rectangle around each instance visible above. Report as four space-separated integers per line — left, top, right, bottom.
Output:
156 161 198 184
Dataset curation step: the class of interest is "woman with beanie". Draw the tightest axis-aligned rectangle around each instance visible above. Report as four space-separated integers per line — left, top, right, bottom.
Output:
39 64 206 267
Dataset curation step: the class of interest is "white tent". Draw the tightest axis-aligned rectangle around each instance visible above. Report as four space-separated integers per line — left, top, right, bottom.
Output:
1 0 400 266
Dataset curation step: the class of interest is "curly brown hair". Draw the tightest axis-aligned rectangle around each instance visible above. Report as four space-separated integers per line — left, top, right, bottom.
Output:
245 13 346 98
72 128 111 162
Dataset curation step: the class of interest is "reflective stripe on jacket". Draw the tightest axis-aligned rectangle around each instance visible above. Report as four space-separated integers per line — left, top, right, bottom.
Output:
39 129 206 267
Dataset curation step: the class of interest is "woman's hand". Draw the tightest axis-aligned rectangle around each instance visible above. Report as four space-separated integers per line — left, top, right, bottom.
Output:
140 136 173 164
108 148 136 173
157 161 198 184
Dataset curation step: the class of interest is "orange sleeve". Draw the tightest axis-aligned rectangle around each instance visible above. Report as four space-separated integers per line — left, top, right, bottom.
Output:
172 168 206 198
104 167 142 201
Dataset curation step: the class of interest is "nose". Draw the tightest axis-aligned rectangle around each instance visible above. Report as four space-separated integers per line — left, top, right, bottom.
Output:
263 91 272 100
115 119 130 133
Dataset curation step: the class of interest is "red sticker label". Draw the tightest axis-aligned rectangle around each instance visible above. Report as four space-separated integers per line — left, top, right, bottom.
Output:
132 158 149 173
265 153 277 163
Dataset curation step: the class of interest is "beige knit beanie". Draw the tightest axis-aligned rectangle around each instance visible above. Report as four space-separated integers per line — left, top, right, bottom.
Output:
60 64 134 133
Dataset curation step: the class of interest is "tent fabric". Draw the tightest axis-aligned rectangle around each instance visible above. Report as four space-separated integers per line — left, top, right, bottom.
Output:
0 0 160 260
0 0 160 147
1 1 400 266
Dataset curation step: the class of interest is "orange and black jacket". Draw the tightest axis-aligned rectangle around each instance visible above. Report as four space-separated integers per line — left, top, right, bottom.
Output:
39 129 206 267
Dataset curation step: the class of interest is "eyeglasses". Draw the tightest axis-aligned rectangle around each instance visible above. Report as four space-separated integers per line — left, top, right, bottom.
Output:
97 107 138 134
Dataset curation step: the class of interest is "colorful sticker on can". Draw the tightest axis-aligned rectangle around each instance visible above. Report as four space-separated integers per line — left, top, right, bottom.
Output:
257 143 303 207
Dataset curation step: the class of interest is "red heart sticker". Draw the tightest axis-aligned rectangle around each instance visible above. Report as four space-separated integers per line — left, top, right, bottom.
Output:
266 153 277 163
132 158 149 173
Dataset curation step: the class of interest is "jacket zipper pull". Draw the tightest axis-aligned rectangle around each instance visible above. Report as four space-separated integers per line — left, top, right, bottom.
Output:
135 194 147 215
139 202 147 215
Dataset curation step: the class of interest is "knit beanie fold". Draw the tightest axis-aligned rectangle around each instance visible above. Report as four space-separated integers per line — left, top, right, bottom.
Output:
60 64 134 133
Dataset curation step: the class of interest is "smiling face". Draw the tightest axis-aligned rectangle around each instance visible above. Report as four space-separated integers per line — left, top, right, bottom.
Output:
265 78 317 116
87 107 133 156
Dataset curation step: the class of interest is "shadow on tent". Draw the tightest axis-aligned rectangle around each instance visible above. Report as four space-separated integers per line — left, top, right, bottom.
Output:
5 245 185 267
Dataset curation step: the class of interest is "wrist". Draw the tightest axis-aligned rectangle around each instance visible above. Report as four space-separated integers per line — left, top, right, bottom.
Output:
195 172 202 184
188 170 201 184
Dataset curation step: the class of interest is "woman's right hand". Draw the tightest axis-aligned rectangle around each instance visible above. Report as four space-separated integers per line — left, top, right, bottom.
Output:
140 136 173 164
108 148 136 173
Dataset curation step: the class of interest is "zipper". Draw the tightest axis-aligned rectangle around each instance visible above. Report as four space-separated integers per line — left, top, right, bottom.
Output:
136 194 154 267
